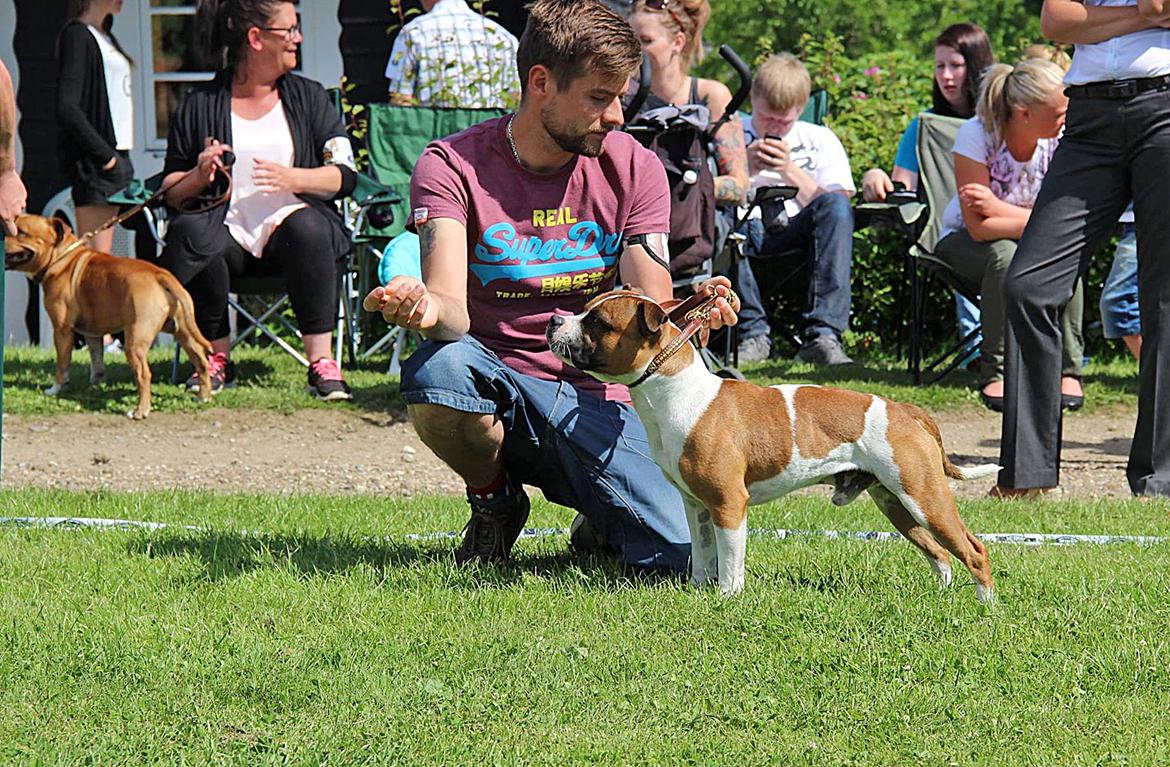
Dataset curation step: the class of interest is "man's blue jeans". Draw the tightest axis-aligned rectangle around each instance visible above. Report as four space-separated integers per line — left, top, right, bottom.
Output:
732 193 854 341
401 335 691 573
1100 223 1140 339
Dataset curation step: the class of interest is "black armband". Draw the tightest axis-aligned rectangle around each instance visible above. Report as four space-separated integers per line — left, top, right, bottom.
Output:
626 233 669 271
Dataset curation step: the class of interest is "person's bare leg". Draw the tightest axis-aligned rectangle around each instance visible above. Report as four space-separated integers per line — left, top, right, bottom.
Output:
75 205 118 348
303 331 332 363
75 204 116 254
409 403 505 487
1124 334 1142 360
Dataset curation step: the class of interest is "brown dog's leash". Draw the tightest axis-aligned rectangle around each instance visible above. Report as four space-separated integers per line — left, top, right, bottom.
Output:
627 285 737 388
71 143 236 249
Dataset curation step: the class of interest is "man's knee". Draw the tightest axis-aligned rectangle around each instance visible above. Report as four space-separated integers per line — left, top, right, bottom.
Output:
401 339 480 392
812 192 854 225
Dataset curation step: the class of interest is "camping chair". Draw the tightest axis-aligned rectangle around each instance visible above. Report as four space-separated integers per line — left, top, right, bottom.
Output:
904 112 978 385
358 103 505 374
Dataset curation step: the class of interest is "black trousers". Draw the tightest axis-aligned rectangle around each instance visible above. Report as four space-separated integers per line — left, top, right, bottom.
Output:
1000 86 1170 496
158 207 341 342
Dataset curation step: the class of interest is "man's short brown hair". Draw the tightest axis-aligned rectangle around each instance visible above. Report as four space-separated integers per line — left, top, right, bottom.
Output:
751 53 812 113
517 0 642 97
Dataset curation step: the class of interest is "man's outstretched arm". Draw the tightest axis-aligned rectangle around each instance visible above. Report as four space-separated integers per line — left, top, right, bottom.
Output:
0 60 27 235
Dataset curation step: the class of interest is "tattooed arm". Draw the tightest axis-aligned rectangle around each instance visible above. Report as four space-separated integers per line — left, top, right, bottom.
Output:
702 79 750 205
362 218 470 340
620 232 739 330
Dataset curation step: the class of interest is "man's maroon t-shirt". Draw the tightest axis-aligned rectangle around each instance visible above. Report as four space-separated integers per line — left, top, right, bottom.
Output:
410 116 670 400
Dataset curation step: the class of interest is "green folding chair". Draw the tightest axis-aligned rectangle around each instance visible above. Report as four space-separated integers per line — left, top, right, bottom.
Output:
906 112 974 385
357 103 505 373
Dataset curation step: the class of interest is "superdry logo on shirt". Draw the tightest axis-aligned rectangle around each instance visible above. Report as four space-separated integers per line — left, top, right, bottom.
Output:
470 220 623 288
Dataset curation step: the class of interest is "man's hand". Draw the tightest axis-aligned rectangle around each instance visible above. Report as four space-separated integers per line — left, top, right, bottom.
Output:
252 158 302 194
747 136 790 177
697 275 739 331
0 169 26 236
363 277 438 331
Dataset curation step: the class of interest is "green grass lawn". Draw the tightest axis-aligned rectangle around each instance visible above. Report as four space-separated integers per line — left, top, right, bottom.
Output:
0 343 1142 416
1 489 1168 765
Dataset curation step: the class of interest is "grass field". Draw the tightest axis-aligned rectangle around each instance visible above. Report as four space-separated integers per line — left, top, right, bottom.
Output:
0 343 1143 416
2 489 1168 765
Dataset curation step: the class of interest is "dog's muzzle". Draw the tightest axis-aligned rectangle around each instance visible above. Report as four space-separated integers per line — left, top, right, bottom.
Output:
546 314 593 369
4 247 34 269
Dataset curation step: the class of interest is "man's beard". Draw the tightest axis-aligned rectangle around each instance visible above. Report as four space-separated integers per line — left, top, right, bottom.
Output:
541 105 609 157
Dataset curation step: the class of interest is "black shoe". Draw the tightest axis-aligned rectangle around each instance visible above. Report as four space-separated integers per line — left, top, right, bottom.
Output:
569 513 613 556
186 352 236 394
1061 393 1085 411
454 482 530 566
307 357 352 401
980 391 1004 412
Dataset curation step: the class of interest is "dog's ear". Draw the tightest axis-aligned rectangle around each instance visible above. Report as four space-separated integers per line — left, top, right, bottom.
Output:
636 301 667 337
51 218 70 244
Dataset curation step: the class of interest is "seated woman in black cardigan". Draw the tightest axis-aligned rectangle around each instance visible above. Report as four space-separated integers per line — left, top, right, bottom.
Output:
160 0 357 400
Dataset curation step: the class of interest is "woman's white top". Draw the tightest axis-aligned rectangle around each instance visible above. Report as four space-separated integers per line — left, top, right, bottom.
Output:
87 25 133 151
226 100 307 257
1065 1 1170 85
940 117 1059 239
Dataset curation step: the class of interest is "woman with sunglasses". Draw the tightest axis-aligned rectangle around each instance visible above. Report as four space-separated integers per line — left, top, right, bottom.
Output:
628 0 749 206
159 0 358 401
628 0 757 357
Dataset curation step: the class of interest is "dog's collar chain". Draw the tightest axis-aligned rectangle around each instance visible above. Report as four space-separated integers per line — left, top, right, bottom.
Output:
627 287 737 389
30 239 86 285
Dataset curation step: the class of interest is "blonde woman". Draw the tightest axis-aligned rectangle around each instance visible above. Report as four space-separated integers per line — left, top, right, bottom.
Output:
627 0 748 205
933 58 1084 411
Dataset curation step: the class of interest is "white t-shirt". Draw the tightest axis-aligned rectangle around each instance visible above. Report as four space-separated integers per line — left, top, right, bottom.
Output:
225 101 307 257
940 117 1059 239
87 25 133 151
742 116 854 218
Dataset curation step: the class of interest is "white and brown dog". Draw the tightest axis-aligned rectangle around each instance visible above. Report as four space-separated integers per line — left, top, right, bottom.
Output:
547 289 997 601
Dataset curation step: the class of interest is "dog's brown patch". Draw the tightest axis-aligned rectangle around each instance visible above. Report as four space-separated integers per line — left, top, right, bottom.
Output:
792 386 869 458
681 381 795 529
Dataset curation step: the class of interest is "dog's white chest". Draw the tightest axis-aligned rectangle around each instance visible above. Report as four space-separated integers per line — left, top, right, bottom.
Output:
630 359 722 492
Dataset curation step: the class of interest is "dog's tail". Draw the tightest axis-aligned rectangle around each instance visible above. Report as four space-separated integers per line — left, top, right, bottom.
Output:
904 403 1001 482
160 274 213 359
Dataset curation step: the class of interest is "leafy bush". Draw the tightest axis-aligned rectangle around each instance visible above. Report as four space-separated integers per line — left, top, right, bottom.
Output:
697 14 1119 360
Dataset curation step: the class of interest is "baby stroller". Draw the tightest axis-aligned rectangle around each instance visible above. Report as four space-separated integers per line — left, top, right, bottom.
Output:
623 45 792 376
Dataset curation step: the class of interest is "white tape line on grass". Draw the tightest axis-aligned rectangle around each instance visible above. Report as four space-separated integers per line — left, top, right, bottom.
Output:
410 527 1170 547
1 517 1166 547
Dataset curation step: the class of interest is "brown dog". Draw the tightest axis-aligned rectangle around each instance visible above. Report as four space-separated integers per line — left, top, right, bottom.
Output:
4 213 213 419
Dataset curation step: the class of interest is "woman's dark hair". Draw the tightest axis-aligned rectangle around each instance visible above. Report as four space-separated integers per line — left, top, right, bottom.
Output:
931 23 996 119
62 0 133 66
196 0 289 71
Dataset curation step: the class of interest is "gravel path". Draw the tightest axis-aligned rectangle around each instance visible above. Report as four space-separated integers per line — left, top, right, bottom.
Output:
1 406 1139 499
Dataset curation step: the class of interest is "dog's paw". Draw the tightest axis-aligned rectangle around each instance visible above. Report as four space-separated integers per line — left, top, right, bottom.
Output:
44 383 64 396
718 579 745 597
127 409 149 420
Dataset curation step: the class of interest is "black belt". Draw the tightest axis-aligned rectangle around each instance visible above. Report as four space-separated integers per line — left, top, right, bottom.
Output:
1065 73 1170 99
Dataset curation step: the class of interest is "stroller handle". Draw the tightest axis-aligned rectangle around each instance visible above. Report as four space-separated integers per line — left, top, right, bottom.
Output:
623 52 653 124
709 45 752 137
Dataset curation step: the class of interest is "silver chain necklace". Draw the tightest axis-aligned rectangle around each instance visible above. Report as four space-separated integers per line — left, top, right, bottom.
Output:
506 115 523 167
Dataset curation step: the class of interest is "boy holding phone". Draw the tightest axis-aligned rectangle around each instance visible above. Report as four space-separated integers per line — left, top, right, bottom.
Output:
733 53 856 366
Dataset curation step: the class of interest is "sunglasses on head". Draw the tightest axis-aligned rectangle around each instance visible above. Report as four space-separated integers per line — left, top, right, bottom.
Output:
643 0 686 30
